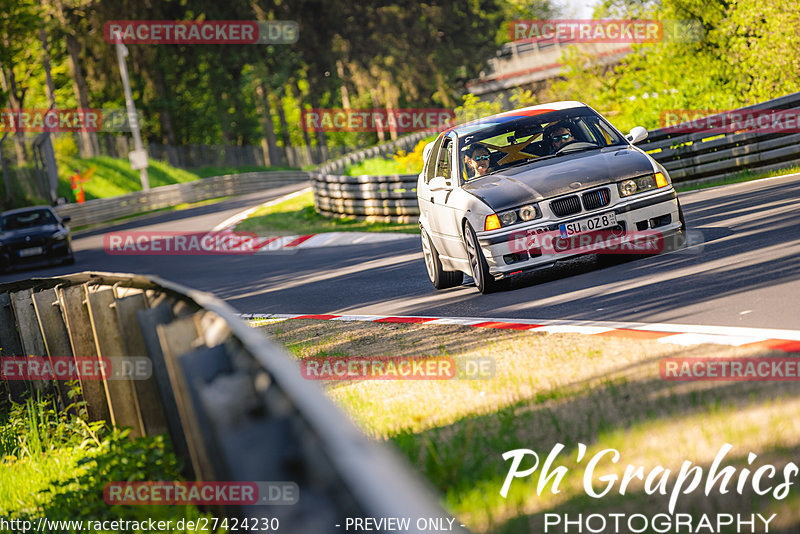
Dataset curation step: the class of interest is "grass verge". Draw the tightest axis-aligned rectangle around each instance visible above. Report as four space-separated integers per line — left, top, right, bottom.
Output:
0 392 209 531
234 190 419 235
258 319 800 534
674 165 800 192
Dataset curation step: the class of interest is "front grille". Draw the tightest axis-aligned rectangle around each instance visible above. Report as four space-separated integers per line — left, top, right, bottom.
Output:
582 188 611 211
550 195 581 217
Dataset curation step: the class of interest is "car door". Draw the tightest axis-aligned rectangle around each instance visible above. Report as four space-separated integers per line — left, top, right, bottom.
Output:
427 135 463 258
417 136 444 234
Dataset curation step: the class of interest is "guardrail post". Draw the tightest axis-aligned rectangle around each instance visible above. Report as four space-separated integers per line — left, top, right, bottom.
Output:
156 313 217 480
113 288 169 436
85 285 145 437
0 292 29 402
10 289 53 396
56 284 112 423
31 288 79 412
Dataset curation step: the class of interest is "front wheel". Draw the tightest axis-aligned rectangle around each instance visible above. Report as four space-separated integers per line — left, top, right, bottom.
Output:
421 228 463 290
463 223 502 294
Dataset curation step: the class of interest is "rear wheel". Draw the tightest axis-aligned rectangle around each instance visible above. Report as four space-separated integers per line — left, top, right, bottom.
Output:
463 222 502 294
421 228 462 290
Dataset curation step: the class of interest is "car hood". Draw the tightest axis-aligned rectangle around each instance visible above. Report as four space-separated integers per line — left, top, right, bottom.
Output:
462 147 655 212
0 225 62 244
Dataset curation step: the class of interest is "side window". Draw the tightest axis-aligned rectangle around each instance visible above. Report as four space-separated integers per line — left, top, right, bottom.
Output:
435 138 452 181
425 137 445 183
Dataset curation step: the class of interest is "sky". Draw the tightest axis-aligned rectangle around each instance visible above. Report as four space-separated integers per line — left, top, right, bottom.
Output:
554 0 600 18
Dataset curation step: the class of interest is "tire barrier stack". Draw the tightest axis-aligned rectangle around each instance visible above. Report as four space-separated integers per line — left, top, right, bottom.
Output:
312 173 420 223
0 272 468 533
312 91 800 221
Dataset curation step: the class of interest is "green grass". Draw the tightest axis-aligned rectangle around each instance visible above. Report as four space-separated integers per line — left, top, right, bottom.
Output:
0 392 212 532
234 190 419 234
346 156 415 176
261 320 800 534
675 165 800 192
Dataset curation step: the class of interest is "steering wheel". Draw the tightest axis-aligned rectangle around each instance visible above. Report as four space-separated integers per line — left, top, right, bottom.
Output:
555 141 597 155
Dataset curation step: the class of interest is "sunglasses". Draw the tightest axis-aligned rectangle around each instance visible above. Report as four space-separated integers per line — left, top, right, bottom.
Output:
552 133 572 142
473 154 490 162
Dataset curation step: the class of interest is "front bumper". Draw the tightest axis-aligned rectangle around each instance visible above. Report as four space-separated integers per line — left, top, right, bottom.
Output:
0 239 74 272
477 188 682 278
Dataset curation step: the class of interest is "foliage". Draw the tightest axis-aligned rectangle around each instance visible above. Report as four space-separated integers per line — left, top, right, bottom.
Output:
393 138 435 174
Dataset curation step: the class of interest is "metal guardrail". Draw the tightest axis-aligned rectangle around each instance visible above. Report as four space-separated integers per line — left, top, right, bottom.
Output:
313 92 800 221
639 91 800 183
53 171 311 227
0 272 468 532
316 131 434 176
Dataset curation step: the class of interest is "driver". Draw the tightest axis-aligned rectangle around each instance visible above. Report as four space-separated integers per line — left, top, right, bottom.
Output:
464 145 492 179
545 122 574 154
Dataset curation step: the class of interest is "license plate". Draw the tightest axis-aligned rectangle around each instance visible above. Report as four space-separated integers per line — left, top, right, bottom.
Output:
559 212 617 238
19 247 43 257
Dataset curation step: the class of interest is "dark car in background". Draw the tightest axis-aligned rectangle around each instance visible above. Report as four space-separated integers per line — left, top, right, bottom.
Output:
0 206 75 272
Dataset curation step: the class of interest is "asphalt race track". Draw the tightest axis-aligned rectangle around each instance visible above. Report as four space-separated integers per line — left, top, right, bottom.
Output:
2 175 799 330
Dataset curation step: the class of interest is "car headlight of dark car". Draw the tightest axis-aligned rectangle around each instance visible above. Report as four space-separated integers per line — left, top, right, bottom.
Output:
50 229 69 242
618 172 670 197
485 204 542 231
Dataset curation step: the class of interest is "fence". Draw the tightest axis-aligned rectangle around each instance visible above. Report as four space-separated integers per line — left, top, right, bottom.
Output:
0 272 468 532
312 92 800 221
54 171 311 227
638 91 800 184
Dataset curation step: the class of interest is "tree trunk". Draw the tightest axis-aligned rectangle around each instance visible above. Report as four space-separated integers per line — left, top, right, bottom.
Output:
292 82 314 166
256 83 281 166
0 67 28 166
40 29 57 108
153 65 179 166
370 89 385 143
65 33 99 157
336 59 351 110
275 89 295 167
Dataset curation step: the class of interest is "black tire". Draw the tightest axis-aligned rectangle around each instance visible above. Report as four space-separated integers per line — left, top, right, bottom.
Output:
421 228 463 290
463 222 502 294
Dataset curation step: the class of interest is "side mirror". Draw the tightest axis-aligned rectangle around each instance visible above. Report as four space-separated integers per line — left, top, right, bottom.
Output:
61 215 72 224
429 176 452 191
626 126 648 144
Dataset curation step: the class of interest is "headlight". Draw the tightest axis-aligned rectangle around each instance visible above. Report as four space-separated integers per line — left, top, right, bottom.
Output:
499 211 517 226
487 204 542 231
519 205 537 221
617 172 670 197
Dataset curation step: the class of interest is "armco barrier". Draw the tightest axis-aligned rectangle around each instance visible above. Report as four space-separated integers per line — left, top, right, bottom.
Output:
312 91 800 221
54 171 311 227
0 272 468 532
639 91 800 183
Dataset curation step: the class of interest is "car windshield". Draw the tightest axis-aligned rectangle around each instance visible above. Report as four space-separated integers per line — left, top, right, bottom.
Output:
0 209 57 231
457 107 626 181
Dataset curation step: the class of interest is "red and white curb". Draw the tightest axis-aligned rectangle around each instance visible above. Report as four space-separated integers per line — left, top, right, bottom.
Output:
241 313 800 354
212 187 416 251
